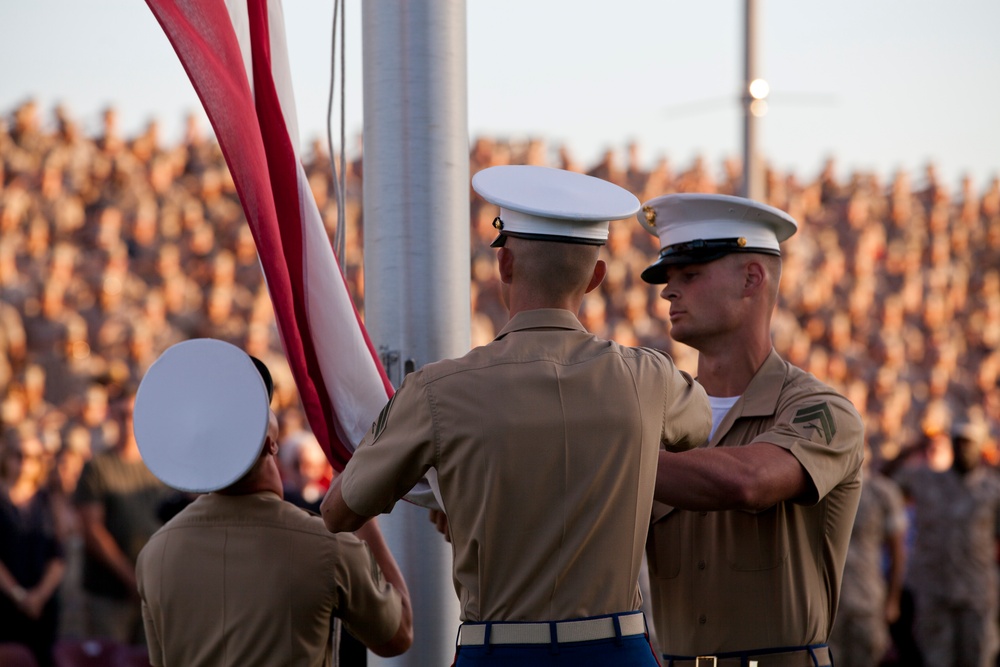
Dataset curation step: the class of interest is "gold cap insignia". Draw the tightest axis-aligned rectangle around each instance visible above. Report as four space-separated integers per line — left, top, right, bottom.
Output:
737 237 747 247
492 216 504 231
642 205 657 227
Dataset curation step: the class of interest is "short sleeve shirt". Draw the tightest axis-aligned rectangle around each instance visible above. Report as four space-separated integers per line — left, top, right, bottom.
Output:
136 492 402 667
75 451 170 598
341 308 711 622
647 350 864 654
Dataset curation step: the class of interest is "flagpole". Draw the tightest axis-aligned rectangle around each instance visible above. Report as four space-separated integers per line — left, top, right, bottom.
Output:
741 0 764 201
361 1 469 664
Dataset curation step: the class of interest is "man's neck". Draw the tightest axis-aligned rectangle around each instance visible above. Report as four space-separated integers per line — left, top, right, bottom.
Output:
217 459 284 498
696 334 772 397
506 296 581 320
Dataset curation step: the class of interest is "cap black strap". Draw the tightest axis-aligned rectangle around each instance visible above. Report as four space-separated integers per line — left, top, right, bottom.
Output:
660 237 746 258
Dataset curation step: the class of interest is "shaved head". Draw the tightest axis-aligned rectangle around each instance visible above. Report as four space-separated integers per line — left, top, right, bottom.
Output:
505 237 601 302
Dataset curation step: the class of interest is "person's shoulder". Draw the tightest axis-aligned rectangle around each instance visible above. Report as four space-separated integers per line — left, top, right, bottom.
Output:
781 358 860 415
75 452 114 494
270 505 372 566
83 449 117 470
391 348 483 387
156 494 351 546
976 465 1000 488
593 339 678 368
610 340 663 357
266 497 368 547
867 471 905 502
782 358 836 393
891 462 932 488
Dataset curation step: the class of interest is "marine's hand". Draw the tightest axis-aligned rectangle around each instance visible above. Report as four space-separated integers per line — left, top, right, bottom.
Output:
428 509 450 543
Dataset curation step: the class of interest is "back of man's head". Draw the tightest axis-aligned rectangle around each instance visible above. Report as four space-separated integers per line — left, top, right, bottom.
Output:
506 236 601 303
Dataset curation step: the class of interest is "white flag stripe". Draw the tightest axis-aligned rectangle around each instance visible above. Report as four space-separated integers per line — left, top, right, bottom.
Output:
297 162 388 450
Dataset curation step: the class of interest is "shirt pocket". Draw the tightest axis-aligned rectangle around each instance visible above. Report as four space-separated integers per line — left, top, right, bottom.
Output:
723 505 790 571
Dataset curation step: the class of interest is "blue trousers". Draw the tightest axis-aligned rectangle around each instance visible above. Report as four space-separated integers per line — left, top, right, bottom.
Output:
453 634 660 666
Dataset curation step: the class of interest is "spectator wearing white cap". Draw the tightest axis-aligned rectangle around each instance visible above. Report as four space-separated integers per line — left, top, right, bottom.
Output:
637 193 865 667
132 339 412 666
322 165 711 667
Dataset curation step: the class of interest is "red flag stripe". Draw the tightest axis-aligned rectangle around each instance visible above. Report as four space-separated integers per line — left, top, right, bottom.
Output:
145 0 393 470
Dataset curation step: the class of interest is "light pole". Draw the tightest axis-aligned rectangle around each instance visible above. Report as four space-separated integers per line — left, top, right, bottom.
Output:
741 0 768 201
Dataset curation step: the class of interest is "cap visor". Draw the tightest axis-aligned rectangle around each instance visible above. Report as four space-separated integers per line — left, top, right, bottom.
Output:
640 248 736 283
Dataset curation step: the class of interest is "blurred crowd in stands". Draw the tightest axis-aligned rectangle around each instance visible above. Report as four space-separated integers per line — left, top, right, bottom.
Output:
1 98 998 666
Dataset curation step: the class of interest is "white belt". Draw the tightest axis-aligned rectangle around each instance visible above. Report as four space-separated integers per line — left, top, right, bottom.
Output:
458 612 646 646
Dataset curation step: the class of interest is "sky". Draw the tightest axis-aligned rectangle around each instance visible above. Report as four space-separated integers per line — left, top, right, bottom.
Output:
2 0 999 193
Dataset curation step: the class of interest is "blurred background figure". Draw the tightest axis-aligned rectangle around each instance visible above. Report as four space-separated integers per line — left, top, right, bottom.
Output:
279 430 332 514
73 388 168 647
0 423 66 667
47 426 91 641
828 440 907 667
895 420 1000 667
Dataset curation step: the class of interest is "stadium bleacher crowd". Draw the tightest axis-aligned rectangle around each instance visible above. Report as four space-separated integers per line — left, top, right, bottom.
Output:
1 98 999 666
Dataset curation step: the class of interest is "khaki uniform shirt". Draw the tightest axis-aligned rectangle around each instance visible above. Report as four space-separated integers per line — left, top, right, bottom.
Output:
647 351 864 654
341 308 710 622
896 464 1000 610
136 492 402 667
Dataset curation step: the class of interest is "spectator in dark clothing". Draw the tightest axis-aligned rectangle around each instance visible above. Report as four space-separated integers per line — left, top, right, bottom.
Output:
73 390 168 646
0 423 65 667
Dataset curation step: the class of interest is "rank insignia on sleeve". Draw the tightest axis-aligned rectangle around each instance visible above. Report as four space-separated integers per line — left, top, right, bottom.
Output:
792 402 837 445
370 394 396 443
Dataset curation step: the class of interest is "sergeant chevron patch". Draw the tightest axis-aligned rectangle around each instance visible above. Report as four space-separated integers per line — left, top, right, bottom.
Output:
792 402 837 445
371 394 396 443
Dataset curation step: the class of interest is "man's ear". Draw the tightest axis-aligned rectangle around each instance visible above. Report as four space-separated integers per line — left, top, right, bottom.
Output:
498 247 514 285
584 259 607 294
743 259 766 294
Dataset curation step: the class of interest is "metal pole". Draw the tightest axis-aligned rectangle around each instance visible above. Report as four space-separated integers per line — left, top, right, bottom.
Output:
741 0 763 201
361 1 469 664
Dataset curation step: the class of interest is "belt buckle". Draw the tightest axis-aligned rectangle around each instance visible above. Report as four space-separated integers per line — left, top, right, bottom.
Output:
696 658 717 667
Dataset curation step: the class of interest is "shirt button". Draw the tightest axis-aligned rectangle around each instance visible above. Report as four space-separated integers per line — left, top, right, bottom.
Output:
698 560 706 570
698 614 707 625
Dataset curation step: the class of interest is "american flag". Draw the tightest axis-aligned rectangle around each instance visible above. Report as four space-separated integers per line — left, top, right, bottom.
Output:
144 0 393 471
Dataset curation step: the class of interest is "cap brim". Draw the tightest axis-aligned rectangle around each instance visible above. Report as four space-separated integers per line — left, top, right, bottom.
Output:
640 244 784 284
639 248 738 283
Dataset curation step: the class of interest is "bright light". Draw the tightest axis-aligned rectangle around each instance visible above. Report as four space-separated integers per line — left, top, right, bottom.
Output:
749 78 770 100
750 99 769 117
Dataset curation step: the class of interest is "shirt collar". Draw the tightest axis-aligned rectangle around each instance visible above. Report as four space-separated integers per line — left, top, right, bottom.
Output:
494 309 588 340
738 349 787 417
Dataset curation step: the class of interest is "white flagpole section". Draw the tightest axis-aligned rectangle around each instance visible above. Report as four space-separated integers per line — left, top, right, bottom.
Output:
361 1 468 665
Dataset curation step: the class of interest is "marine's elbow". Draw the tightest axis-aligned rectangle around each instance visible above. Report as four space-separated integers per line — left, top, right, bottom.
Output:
320 486 367 533
370 601 413 657
322 507 365 534
728 471 776 512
